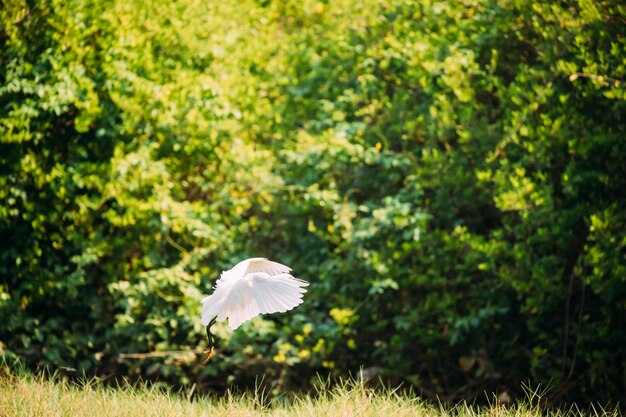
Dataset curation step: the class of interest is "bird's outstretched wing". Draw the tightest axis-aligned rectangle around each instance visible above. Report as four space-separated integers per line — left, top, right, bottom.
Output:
246 258 292 276
250 273 308 315
201 273 308 329
215 258 292 287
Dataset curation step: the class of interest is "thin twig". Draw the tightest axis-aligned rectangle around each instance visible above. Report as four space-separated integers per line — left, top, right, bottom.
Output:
118 350 203 359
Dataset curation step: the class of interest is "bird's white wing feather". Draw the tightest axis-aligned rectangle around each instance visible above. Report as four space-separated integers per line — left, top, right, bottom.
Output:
201 277 256 328
250 273 308 316
245 259 292 276
214 258 291 288
201 272 308 330
214 258 257 287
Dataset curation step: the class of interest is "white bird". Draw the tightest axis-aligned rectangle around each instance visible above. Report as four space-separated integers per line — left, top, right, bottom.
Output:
200 258 308 362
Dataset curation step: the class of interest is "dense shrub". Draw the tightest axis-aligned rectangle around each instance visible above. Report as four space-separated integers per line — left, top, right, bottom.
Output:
1 0 625 403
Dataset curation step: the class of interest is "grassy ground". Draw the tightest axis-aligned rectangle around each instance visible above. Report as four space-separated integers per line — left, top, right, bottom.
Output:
0 371 619 417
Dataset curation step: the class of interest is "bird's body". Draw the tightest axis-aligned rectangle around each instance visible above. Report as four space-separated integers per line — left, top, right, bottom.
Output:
200 258 308 362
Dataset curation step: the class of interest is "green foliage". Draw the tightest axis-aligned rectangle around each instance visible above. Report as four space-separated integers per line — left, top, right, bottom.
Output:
1 0 625 403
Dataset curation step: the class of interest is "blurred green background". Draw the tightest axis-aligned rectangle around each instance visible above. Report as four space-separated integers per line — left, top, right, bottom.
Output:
1 0 625 404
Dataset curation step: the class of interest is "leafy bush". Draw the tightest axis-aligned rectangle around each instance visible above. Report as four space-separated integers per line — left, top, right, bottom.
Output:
1 0 625 403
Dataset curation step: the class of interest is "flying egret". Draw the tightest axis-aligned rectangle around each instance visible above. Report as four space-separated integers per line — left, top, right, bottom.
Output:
200 258 308 363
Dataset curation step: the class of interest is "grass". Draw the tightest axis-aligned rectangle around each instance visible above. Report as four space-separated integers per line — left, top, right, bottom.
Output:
0 371 620 417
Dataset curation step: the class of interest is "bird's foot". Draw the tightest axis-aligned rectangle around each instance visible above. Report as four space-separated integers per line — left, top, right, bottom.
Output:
202 346 216 365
